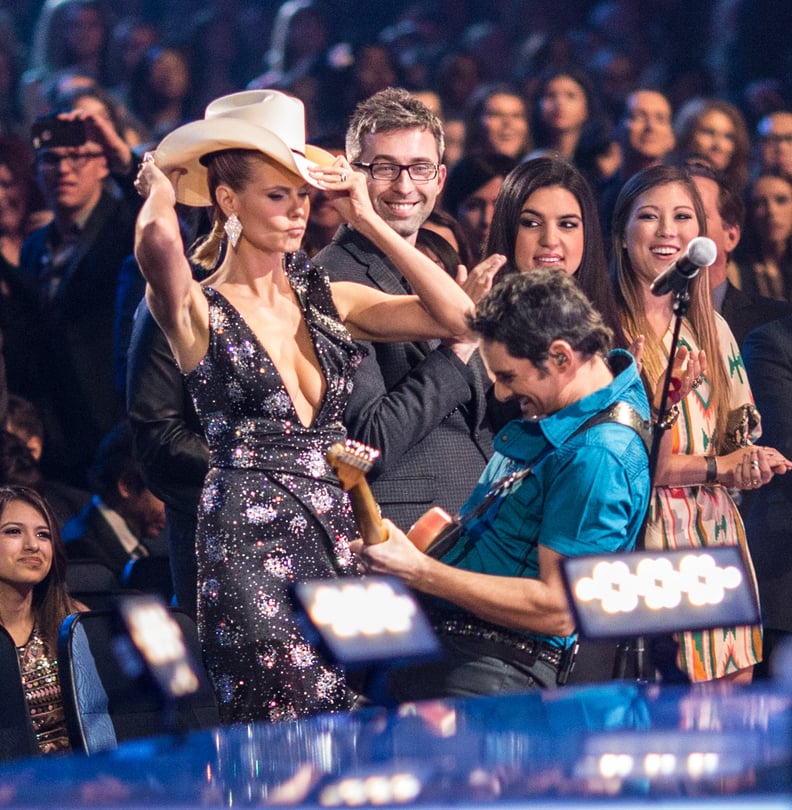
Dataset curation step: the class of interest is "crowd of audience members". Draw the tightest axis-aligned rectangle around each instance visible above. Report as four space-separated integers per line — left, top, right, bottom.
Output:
2 0 792 750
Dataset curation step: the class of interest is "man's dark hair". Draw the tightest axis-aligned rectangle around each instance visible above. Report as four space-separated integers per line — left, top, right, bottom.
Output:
681 158 745 229
87 420 145 501
6 395 44 442
443 151 517 221
469 269 613 368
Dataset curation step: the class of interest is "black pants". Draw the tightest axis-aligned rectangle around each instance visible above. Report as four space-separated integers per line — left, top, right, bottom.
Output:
374 632 560 704
165 504 198 620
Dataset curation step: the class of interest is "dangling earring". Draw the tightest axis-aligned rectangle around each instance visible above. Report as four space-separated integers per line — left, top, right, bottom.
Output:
224 213 242 249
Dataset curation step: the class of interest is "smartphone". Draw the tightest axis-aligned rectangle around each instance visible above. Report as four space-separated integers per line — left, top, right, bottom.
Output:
31 116 87 150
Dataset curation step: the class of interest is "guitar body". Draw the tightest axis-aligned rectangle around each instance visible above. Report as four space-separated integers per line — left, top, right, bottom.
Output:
406 507 456 553
327 440 456 553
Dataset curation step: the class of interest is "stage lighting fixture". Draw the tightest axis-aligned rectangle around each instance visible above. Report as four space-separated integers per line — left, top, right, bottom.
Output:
292 576 441 669
561 547 759 639
116 595 201 700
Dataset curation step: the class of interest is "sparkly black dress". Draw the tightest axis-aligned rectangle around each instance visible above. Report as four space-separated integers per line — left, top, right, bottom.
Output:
185 253 363 724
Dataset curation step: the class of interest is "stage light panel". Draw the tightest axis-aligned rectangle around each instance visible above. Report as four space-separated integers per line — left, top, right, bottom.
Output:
561 547 759 639
292 576 441 668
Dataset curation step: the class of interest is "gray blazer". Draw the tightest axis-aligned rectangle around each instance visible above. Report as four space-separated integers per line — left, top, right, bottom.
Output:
315 225 493 531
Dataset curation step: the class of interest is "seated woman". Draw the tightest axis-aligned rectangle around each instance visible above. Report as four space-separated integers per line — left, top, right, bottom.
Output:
0 485 86 753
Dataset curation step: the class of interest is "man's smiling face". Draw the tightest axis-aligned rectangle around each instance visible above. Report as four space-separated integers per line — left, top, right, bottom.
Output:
355 127 446 243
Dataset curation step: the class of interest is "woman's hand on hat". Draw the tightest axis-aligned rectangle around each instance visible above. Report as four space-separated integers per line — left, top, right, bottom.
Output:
308 157 373 226
134 153 179 206
308 156 353 189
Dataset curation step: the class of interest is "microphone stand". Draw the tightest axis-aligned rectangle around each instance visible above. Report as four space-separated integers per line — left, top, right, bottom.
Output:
612 283 692 683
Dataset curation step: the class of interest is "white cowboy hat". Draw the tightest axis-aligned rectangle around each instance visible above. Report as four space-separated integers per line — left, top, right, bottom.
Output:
154 90 336 206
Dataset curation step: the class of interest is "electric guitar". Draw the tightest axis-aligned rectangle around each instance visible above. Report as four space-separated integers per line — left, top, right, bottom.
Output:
327 439 455 552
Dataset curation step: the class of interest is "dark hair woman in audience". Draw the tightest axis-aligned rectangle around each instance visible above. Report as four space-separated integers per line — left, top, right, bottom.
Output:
442 152 517 261
127 45 194 144
28 0 112 86
0 136 49 271
435 50 482 121
22 0 113 128
416 227 463 278
463 83 531 161
482 156 626 432
0 485 86 753
530 65 603 162
486 156 625 344
422 208 474 270
611 164 791 683
672 97 751 193
736 170 792 301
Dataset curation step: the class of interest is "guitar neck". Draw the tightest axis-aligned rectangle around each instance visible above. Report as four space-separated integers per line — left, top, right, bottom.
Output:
347 481 389 545
327 441 388 545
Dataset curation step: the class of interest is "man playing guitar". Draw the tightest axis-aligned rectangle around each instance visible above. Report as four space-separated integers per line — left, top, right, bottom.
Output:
348 269 653 700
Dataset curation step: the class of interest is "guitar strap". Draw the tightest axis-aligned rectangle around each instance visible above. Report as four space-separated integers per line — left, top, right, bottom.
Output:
425 400 651 559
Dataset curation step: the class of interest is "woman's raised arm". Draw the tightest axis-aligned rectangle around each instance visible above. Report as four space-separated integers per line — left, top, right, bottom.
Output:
310 159 505 342
134 157 207 370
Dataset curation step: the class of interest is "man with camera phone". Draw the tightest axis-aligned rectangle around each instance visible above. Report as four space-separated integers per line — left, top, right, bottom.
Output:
17 107 140 488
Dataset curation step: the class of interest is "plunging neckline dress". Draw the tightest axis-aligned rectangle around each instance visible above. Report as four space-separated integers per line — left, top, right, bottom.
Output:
184 251 363 723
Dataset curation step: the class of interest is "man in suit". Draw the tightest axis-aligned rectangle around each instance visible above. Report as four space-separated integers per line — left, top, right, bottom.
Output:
742 314 792 678
63 420 167 577
687 161 792 347
315 88 501 530
17 109 139 487
126 297 209 619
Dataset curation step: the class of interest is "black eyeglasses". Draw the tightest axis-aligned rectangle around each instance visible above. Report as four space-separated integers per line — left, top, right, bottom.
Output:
352 161 439 182
37 150 105 171
762 133 792 146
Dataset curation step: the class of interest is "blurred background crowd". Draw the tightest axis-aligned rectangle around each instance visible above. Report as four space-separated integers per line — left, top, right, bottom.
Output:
0 0 789 153
1 0 792 656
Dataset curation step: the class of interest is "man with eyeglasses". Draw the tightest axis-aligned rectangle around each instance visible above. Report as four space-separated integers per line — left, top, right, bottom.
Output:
16 109 139 488
755 111 792 177
315 88 503 530
597 89 675 241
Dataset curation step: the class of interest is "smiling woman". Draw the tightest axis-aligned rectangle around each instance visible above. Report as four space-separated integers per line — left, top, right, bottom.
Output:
486 157 626 348
0 486 86 754
611 164 791 684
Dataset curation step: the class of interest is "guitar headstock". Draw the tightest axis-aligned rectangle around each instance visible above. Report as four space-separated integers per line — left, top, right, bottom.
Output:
326 440 381 492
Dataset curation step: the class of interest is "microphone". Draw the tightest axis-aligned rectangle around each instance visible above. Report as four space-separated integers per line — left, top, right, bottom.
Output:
649 236 717 297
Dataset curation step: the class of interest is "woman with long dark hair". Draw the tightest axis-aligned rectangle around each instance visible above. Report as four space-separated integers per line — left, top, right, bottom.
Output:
486 156 625 346
0 485 86 753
